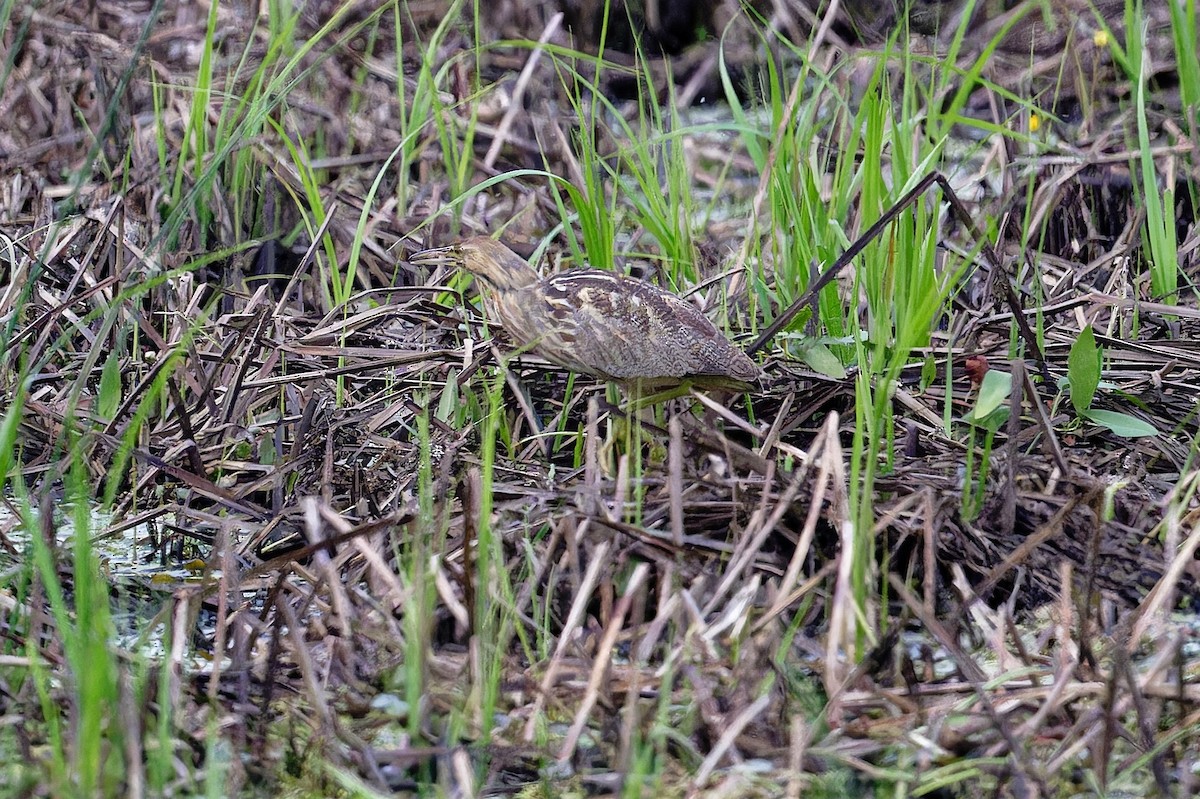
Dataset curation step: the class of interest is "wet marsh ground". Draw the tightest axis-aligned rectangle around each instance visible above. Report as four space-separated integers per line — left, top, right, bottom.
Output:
2 0 1200 796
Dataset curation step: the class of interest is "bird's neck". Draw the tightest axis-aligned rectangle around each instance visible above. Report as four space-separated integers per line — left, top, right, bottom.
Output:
482 251 540 291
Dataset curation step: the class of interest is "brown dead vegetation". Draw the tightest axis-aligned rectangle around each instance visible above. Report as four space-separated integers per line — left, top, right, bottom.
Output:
2 0 1200 796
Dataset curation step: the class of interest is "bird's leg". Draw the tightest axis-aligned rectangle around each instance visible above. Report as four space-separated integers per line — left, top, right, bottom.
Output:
595 382 625 478
627 380 652 518
596 380 651 478
617 383 688 469
542 374 603 459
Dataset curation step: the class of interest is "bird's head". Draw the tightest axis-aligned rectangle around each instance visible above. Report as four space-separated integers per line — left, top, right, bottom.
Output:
410 237 538 291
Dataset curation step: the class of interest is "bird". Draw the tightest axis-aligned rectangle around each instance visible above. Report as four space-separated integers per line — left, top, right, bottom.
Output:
410 237 759 389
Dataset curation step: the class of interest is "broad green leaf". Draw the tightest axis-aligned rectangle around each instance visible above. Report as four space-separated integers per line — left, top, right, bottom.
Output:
968 405 1010 432
436 374 458 423
1067 325 1101 414
800 341 847 380
970 368 1011 420
1083 409 1158 438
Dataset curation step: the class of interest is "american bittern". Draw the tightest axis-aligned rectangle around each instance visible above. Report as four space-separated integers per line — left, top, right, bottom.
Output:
411 237 759 389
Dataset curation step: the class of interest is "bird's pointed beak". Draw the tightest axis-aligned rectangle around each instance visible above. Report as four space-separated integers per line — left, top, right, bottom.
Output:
408 245 459 267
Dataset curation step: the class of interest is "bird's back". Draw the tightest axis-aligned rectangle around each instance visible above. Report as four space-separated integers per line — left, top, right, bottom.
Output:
499 269 758 385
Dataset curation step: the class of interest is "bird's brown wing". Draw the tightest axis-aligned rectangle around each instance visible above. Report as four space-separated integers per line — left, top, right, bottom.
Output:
534 270 758 383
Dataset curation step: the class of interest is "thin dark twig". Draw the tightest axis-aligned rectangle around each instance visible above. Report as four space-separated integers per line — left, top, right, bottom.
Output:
748 171 1049 381
748 172 946 354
